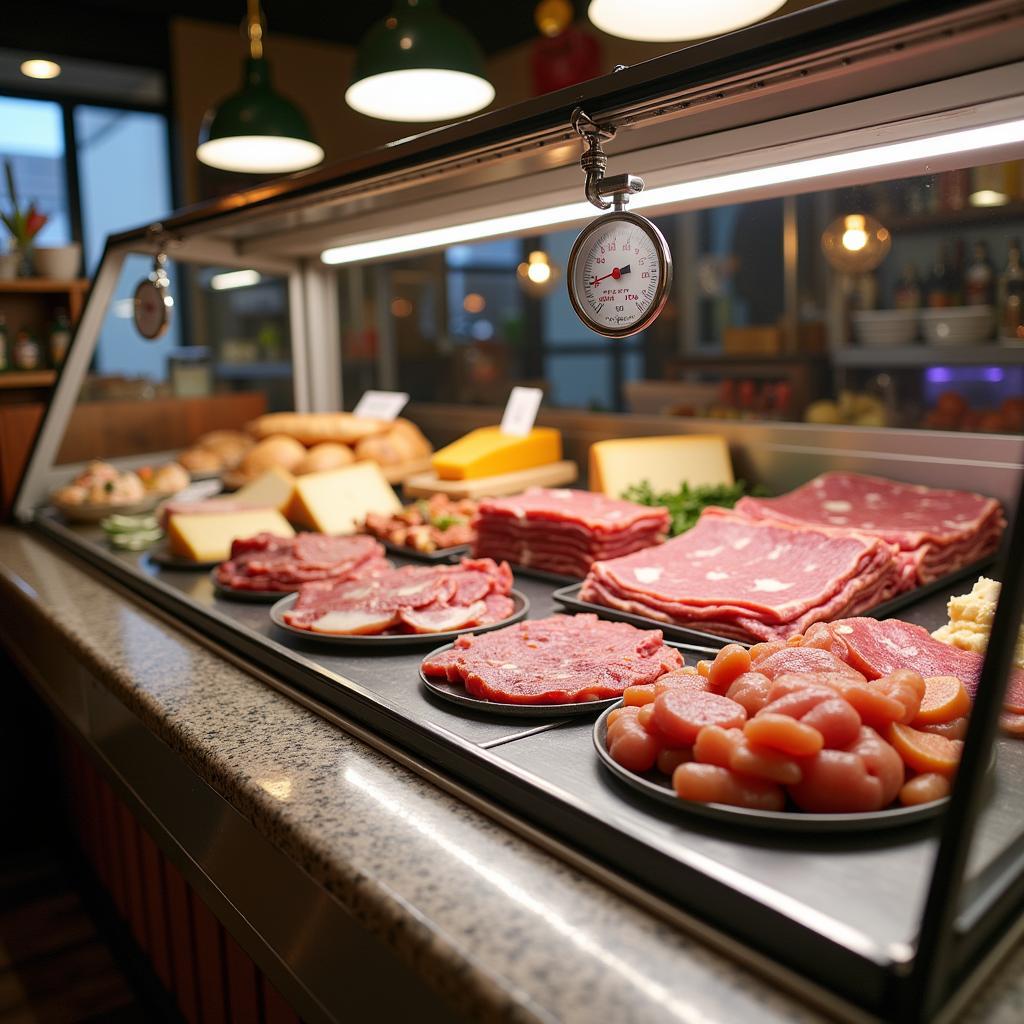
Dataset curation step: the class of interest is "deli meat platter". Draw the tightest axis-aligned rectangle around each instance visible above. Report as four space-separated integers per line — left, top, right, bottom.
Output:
32 509 1024 1019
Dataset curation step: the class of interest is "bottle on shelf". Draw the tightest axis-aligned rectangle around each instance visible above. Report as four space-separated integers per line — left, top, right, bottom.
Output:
949 239 966 306
48 307 72 368
964 241 995 307
12 328 43 371
893 264 922 309
926 245 953 307
999 238 1024 340
0 314 9 372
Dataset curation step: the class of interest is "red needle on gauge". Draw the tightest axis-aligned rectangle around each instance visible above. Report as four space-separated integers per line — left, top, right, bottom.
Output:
591 263 630 286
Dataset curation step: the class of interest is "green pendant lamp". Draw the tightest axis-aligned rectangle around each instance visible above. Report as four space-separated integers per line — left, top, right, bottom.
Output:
346 0 495 123
197 0 324 174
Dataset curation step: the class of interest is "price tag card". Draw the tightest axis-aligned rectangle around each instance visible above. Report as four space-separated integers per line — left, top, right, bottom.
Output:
500 386 544 438
352 390 409 421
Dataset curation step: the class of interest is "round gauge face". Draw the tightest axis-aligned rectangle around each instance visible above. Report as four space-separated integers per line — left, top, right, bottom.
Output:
133 278 170 340
567 211 672 338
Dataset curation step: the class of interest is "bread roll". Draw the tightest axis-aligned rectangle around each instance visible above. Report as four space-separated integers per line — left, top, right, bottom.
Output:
295 442 355 475
248 411 387 445
354 419 432 466
178 447 223 473
196 429 252 469
240 435 307 478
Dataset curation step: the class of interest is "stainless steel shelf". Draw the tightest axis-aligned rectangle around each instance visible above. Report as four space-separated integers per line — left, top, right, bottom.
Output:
833 344 1024 368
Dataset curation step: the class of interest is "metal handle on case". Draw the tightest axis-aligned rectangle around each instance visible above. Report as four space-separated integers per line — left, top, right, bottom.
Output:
571 108 646 212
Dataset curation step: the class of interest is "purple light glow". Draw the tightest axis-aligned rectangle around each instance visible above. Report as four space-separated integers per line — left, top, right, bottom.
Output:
982 367 1005 383
926 367 954 384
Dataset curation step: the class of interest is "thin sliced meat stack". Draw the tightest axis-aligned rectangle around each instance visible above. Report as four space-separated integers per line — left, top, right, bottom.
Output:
580 509 900 643
422 612 683 704
282 557 515 635
734 472 1004 587
215 532 389 592
472 487 669 578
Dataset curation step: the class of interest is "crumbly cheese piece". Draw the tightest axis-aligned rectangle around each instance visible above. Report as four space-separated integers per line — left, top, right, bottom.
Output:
588 435 733 497
431 426 562 481
233 466 295 514
932 577 1024 668
287 461 401 534
167 508 294 562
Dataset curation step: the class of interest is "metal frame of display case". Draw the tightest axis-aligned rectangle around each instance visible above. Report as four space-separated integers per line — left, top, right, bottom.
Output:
10 1 1024 1020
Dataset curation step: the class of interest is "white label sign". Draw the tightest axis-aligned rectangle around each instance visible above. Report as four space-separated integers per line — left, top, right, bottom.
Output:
352 390 409 421
500 386 543 438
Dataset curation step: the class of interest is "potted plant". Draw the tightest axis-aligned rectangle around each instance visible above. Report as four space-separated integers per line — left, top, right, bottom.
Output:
1 159 49 277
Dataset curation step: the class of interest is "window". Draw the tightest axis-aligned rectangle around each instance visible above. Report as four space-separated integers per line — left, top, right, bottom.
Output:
0 95 70 246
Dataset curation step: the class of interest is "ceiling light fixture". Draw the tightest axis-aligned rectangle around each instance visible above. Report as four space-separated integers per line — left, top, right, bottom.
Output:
346 0 495 123
197 0 324 174
210 269 263 290
20 59 62 80
321 118 1024 266
587 0 786 42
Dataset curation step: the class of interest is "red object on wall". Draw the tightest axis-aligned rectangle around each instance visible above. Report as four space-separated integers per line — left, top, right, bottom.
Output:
530 26 603 95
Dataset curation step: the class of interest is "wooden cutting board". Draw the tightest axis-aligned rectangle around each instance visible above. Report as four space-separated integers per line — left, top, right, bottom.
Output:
402 460 578 499
380 455 435 484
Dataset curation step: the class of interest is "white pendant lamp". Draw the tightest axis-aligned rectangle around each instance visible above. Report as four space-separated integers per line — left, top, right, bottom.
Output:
346 0 495 123
588 0 787 42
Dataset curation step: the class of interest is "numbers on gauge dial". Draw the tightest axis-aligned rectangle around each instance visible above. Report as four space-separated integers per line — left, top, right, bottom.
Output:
574 220 661 332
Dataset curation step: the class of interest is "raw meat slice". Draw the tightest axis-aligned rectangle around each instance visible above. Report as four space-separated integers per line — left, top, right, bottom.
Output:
830 617 1024 714
580 511 899 642
421 613 682 704
735 472 1004 586
400 600 488 634
283 557 512 635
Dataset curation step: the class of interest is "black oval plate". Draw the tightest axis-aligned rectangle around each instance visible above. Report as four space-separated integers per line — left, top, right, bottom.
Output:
419 640 620 717
593 702 947 833
209 569 295 602
381 539 471 564
268 589 529 646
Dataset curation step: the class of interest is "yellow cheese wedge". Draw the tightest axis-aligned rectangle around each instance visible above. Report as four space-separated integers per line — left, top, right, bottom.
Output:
167 508 294 562
431 426 562 481
589 435 733 497
286 460 401 534
233 466 296 514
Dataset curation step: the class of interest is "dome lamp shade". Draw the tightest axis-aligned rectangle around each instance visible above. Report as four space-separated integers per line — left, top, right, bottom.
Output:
197 2 324 174
346 0 495 123
588 0 787 42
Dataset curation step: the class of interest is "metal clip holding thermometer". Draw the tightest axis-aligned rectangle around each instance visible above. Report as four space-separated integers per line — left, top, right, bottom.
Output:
567 108 673 339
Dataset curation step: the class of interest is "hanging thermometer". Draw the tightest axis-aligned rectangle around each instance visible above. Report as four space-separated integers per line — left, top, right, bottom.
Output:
134 246 173 341
566 110 672 339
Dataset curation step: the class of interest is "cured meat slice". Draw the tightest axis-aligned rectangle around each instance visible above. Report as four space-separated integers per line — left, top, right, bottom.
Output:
829 617 1024 714
581 512 899 642
283 557 514 636
473 487 667 578
735 472 1004 586
215 532 388 591
421 613 683 704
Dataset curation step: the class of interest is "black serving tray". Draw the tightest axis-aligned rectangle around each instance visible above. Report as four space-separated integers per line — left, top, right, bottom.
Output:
552 556 997 649
31 511 1024 1023
381 539 471 563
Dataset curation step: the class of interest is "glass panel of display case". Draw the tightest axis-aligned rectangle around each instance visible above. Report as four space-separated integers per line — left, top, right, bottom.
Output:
47 259 292 477
335 153 1024 433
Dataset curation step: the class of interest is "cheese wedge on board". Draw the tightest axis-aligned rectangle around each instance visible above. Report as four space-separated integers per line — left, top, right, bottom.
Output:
432 426 562 481
286 460 401 534
589 435 733 497
167 508 294 562
233 466 295 514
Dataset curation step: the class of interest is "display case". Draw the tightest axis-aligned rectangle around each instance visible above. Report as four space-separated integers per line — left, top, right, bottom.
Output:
11 2 1024 1021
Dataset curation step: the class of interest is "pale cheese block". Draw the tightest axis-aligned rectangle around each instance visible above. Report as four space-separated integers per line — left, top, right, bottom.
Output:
286 460 402 535
232 466 296 514
431 426 562 481
589 435 733 497
167 508 294 563
932 577 1024 669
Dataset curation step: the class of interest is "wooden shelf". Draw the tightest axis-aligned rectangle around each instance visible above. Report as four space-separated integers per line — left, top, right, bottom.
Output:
0 370 56 389
0 278 89 294
833 344 1024 368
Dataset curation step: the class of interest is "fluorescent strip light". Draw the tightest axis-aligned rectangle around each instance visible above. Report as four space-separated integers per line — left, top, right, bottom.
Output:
320 118 1024 266
210 269 262 290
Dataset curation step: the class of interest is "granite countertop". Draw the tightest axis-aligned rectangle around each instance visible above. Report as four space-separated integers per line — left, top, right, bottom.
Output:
1 525 1021 1024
